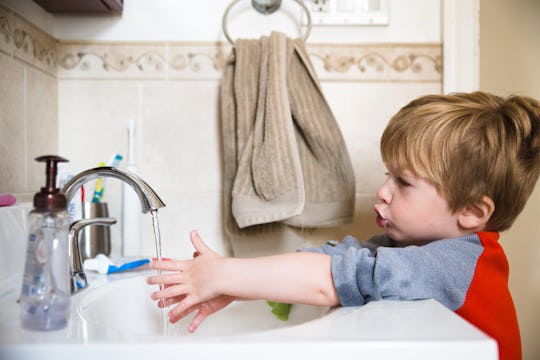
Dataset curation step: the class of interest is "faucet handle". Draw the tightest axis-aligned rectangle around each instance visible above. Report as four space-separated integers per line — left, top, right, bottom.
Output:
70 217 117 233
69 217 117 294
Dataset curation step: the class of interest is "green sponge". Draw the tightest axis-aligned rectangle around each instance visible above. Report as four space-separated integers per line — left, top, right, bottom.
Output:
266 301 291 321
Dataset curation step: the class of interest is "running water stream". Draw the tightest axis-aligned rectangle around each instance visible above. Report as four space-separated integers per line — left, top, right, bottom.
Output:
150 210 168 335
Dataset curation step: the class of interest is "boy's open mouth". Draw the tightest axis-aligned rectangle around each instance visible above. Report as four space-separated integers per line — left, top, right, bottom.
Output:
374 206 388 228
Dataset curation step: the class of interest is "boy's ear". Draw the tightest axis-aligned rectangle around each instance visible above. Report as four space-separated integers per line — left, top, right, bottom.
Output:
458 196 495 230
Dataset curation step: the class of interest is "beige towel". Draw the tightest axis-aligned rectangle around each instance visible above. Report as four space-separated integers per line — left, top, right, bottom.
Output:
221 31 355 232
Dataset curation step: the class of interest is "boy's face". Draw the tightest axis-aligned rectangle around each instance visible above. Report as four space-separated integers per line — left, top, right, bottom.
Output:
374 169 464 245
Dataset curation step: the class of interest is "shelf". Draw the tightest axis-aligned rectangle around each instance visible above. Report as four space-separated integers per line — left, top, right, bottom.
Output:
33 0 123 14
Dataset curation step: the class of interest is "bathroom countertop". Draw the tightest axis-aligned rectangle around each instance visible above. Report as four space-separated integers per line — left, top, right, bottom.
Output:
0 271 498 360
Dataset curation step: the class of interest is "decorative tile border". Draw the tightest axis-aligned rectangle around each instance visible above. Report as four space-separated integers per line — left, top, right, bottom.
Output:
57 42 169 79
57 41 441 82
0 3 441 82
0 4 56 76
169 42 229 79
309 43 441 82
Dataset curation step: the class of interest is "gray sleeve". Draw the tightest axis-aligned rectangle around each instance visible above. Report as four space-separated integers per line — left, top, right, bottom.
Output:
302 234 393 256
330 235 483 310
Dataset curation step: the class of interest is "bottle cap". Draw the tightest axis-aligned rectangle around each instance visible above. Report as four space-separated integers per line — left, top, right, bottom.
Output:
83 254 112 274
34 155 69 211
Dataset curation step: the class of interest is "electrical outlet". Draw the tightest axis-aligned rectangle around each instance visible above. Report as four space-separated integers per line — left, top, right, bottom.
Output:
311 0 330 12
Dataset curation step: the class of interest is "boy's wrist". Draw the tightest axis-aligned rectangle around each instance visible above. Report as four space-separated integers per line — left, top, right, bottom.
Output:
210 256 236 296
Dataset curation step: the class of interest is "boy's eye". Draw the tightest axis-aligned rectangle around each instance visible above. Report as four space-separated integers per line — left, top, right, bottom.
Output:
385 170 412 187
397 177 411 187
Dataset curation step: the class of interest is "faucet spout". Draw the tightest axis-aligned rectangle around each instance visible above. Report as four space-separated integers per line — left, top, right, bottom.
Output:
61 166 165 213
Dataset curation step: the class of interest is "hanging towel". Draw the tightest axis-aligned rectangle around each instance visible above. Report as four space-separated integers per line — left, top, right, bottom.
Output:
221 31 355 230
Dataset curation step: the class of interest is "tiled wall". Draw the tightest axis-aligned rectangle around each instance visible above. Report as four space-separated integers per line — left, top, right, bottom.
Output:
0 4 57 198
56 41 441 258
0 3 442 259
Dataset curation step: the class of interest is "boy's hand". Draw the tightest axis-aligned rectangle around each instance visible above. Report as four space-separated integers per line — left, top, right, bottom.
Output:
181 295 235 332
147 230 231 331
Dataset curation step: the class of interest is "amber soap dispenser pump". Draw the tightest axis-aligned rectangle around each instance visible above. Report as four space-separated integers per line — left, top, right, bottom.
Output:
20 155 72 331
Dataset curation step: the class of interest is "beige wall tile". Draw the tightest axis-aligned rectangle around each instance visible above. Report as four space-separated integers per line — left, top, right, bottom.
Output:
52 41 443 259
139 81 222 257
6 6 56 77
139 191 227 258
54 42 444 259
139 81 221 193
26 66 57 192
58 80 140 250
322 81 442 193
0 4 57 196
0 52 26 193
0 6 15 56
58 80 139 170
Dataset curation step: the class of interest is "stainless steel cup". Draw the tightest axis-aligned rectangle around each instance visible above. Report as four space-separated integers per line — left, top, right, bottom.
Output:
80 202 112 260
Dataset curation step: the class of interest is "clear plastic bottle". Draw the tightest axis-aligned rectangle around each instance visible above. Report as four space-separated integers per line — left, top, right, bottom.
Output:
20 155 71 331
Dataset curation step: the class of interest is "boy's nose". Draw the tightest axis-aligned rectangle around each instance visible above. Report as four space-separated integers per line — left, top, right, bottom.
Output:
377 180 392 204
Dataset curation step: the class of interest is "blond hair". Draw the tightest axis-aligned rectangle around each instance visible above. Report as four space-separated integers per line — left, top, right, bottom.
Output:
380 91 540 231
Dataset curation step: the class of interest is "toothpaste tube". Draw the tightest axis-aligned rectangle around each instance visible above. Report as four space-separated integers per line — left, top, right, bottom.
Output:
84 254 150 274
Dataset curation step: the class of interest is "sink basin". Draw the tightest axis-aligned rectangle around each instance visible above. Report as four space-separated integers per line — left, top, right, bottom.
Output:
1 271 498 359
76 274 329 339
0 205 499 359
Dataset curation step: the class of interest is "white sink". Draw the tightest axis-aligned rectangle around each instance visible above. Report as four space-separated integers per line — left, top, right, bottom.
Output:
76 274 329 339
0 271 498 360
0 204 498 359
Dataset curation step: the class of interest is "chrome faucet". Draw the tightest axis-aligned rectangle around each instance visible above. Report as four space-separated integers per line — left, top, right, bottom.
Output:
62 167 165 213
61 166 166 294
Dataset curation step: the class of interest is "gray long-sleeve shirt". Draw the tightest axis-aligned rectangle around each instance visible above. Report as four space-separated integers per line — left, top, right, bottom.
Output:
303 232 521 360
303 233 483 310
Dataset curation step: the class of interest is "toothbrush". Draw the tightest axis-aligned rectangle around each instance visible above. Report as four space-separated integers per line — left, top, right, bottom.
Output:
122 118 141 256
91 161 106 203
109 153 123 168
92 154 123 203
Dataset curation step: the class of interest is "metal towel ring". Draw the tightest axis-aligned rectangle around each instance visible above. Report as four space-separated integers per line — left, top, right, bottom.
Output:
222 0 312 45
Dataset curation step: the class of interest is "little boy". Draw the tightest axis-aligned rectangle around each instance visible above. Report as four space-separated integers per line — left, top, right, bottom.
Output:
147 92 540 360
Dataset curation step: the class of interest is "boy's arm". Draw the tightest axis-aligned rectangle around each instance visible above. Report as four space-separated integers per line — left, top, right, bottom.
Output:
147 230 340 326
217 252 339 305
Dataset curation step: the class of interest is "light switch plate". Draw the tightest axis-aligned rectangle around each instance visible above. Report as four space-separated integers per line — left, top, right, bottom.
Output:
303 0 389 26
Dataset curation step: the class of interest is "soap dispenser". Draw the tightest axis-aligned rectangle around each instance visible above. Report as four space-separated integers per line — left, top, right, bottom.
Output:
20 155 71 331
